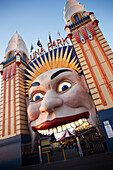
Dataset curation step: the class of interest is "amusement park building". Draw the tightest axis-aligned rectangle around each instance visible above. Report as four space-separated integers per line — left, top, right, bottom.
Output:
0 0 113 169
64 0 113 151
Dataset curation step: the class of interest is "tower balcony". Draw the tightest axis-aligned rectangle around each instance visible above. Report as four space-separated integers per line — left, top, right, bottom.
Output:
69 15 90 30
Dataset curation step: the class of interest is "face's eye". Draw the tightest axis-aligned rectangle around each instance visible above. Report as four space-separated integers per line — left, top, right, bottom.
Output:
57 81 72 93
32 92 44 102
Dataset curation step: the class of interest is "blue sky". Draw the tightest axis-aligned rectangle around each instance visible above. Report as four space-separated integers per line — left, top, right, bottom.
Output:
0 0 113 61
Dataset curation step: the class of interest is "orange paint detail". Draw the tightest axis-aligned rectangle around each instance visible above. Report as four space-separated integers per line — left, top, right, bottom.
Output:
13 75 16 133
8 77 11 135
3 68 7 80
86 39 113 101
71 13 83 23
2 80 6 136
94 35 113 75
79 42 107 106
12 63 16 76
8 66 11 78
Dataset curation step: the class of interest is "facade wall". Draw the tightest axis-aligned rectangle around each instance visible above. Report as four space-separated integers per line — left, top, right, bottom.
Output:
70 22 113 112
15 65 29 136
0 62 29 140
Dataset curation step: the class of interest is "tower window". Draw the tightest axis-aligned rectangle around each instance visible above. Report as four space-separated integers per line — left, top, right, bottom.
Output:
8 52 12 60
23 53 26 62
73 14 81 22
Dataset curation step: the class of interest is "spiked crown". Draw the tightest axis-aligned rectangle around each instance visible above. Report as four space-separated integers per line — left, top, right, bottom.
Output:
25 45 82 95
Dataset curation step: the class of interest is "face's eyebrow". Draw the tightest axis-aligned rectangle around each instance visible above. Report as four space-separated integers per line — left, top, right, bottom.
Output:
51 69 72 80
30 82 40 89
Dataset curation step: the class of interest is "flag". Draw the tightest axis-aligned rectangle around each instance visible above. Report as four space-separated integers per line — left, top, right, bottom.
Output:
30 44 33 52
37 40 42 47
49 33 52 43
57 30 60 37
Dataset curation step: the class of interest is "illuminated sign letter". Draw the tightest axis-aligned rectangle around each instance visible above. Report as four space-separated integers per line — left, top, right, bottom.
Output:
56 39 63 46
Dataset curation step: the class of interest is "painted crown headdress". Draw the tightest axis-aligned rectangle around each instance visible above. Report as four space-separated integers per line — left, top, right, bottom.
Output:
25 45 82 95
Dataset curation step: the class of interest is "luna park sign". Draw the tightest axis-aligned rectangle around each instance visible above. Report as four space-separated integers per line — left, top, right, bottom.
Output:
28 36 69 64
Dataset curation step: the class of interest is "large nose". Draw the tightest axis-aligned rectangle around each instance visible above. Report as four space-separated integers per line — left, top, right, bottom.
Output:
40 90 63 114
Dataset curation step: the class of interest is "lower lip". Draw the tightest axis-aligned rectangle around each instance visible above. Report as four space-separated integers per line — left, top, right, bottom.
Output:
32 112 89 132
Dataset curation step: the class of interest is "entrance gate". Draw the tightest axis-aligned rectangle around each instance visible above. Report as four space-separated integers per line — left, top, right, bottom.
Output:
77 127 107 155
22 127 107 165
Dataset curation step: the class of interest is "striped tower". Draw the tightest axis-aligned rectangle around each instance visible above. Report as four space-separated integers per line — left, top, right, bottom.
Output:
64 0 113 151
0 33 31 168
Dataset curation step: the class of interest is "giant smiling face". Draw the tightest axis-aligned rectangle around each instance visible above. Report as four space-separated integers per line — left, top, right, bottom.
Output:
27 67 97 136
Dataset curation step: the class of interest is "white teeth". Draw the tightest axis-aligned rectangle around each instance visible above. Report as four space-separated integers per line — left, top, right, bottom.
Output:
37 119 87 136
46 129 49 135
82 118 87 123
57 126 62 133
75 121 79 126
53 127 57 134
62 125 66 131
65 123 71 129
78 119 83 125
43 130 47 135
38 130 43 134
70 122 75 128
74 123 76 128
49 128 53 135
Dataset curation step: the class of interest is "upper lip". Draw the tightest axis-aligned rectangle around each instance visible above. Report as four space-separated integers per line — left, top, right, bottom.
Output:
32 111 89 131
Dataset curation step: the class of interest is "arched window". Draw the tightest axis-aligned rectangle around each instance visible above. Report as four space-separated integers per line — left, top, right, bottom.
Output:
23 53 26 62
8 52 12 60
73 14 81 22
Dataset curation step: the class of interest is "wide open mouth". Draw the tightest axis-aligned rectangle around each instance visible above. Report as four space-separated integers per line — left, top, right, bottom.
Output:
32 111 89 135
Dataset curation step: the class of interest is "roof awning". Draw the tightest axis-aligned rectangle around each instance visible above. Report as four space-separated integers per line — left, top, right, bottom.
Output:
57 129 75 141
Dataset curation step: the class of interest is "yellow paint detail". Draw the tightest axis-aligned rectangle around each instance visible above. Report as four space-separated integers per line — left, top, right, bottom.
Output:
66 47 73 66
48 51 52 63
26 69 35 77
10 118 14 134
101 85 113 106
32 61 40 72
83 44 89 51
105 49 113 55
102 63 113 81
90 88 98 94
92 93 100 100
92 67 104 85
5 119 8 136
90 40 97 47
63 45 69 61
35 57 42 68
29 64 36 73
94 47 105 62
44 52 51 70
94 99 102 105
10 101 14 117
52 49 55 62
55 47 59 68
86 50 96 66
96 105 104 111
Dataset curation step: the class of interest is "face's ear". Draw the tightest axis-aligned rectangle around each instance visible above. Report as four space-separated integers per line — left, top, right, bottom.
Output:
26 96 37 151
80 75 89 93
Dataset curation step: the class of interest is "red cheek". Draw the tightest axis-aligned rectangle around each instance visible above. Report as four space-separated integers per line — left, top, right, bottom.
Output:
27 103 40 121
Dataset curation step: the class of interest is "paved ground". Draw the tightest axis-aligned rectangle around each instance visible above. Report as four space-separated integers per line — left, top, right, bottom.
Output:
15 152 113 170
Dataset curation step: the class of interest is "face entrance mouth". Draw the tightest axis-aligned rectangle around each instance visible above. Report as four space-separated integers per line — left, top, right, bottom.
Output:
32 112 89 135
